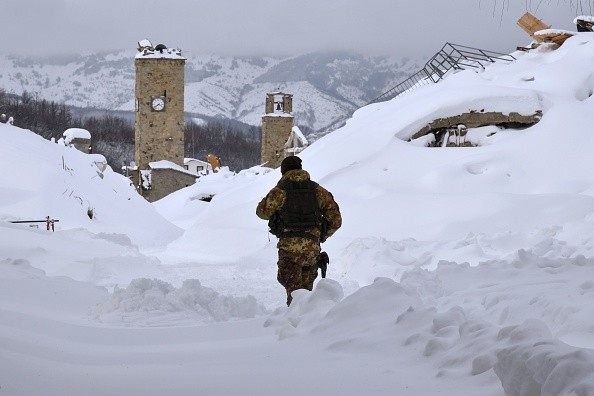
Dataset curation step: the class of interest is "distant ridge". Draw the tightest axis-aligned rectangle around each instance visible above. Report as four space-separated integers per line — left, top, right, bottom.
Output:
0 51 421 139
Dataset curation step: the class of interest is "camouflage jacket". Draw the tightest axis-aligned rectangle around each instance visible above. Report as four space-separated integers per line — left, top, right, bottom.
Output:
256 169 342 252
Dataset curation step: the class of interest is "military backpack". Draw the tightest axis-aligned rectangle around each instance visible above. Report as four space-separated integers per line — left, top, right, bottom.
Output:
268 180 328 241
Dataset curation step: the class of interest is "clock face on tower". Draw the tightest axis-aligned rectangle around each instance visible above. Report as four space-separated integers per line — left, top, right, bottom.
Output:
151 96 166 112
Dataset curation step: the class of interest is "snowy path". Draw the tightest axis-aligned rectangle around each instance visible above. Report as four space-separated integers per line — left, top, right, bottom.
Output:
0 266 501 396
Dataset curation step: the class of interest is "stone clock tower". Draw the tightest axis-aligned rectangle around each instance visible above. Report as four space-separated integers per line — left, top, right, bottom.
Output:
135 41 185 169
132 40 196 201
261 92 294 168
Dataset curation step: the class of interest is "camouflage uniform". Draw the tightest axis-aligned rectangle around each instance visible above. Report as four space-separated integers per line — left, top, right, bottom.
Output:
256 168 342 306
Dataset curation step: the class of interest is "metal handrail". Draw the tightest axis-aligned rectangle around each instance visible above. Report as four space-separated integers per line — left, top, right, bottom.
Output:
367 43 515 105
368 69 432 103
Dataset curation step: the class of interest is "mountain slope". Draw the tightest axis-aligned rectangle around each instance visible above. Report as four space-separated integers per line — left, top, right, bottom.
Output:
0 51 420 134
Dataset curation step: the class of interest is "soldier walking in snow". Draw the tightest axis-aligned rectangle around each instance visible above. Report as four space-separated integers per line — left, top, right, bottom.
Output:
256 156 342 306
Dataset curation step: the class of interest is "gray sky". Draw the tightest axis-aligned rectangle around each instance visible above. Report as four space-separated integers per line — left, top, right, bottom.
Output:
2 0 590 58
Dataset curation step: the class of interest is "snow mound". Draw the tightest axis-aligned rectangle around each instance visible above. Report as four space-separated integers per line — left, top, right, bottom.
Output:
94 278 268 326
0 257 46 279
0 123 181 249
264 278 344 339
495 320 594 395
262 251 594 394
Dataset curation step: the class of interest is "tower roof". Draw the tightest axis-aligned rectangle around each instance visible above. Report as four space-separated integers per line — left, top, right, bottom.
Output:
136 39 185 60
267 92 293 97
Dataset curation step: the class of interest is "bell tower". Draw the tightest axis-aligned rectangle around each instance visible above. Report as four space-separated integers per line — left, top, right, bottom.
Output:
261 92 294 168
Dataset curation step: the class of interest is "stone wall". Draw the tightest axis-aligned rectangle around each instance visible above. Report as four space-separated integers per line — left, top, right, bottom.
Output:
282 94 293 113
265 93 293 114
69 137 91 153
134 58 185 170
410 111 542 140
261 115 294 168
133 168 196 202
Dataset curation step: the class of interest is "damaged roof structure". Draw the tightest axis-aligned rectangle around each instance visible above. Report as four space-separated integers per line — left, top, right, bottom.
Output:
403 11 593 148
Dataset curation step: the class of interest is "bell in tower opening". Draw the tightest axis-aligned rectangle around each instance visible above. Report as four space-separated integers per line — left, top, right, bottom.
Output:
261 91 306 169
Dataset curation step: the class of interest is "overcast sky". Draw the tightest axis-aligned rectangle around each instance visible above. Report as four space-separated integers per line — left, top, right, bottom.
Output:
2 0 590 58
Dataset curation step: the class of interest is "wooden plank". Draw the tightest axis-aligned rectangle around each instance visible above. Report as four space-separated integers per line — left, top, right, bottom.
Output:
533 30 575 45
517 12 551 41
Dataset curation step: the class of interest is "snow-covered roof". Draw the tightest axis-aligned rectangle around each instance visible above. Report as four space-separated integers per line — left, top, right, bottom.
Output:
262 112 293 118
574 15 594 23
291 126 308 145
285 126 309 153
136 49 185 60
135 39 185 60
184 158 210 166
149 160 197 176
62 128 91 144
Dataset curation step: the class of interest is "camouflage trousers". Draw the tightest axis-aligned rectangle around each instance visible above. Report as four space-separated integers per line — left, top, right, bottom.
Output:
277 248 319 306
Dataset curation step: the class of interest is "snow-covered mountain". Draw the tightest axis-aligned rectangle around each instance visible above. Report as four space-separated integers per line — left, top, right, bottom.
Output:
0 51 420 134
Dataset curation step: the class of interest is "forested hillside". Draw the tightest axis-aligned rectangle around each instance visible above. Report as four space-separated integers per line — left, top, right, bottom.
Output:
0 90 261 172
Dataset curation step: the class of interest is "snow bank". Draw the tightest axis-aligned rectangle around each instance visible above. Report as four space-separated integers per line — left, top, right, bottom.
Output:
495 320 594 396
94 278 268 326
0 122 181 248
263 249 594 395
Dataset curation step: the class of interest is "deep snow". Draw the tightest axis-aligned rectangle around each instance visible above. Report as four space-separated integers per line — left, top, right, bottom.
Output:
2 34 594 395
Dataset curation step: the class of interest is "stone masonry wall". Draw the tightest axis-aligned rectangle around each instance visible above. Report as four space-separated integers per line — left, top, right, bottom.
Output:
133 168 196 202
70 137 91 153
410 111 542 140
135 58 185 170
261 115 294 168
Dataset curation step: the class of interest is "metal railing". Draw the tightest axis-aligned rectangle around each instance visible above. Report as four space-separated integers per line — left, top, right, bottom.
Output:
367 43 515 105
